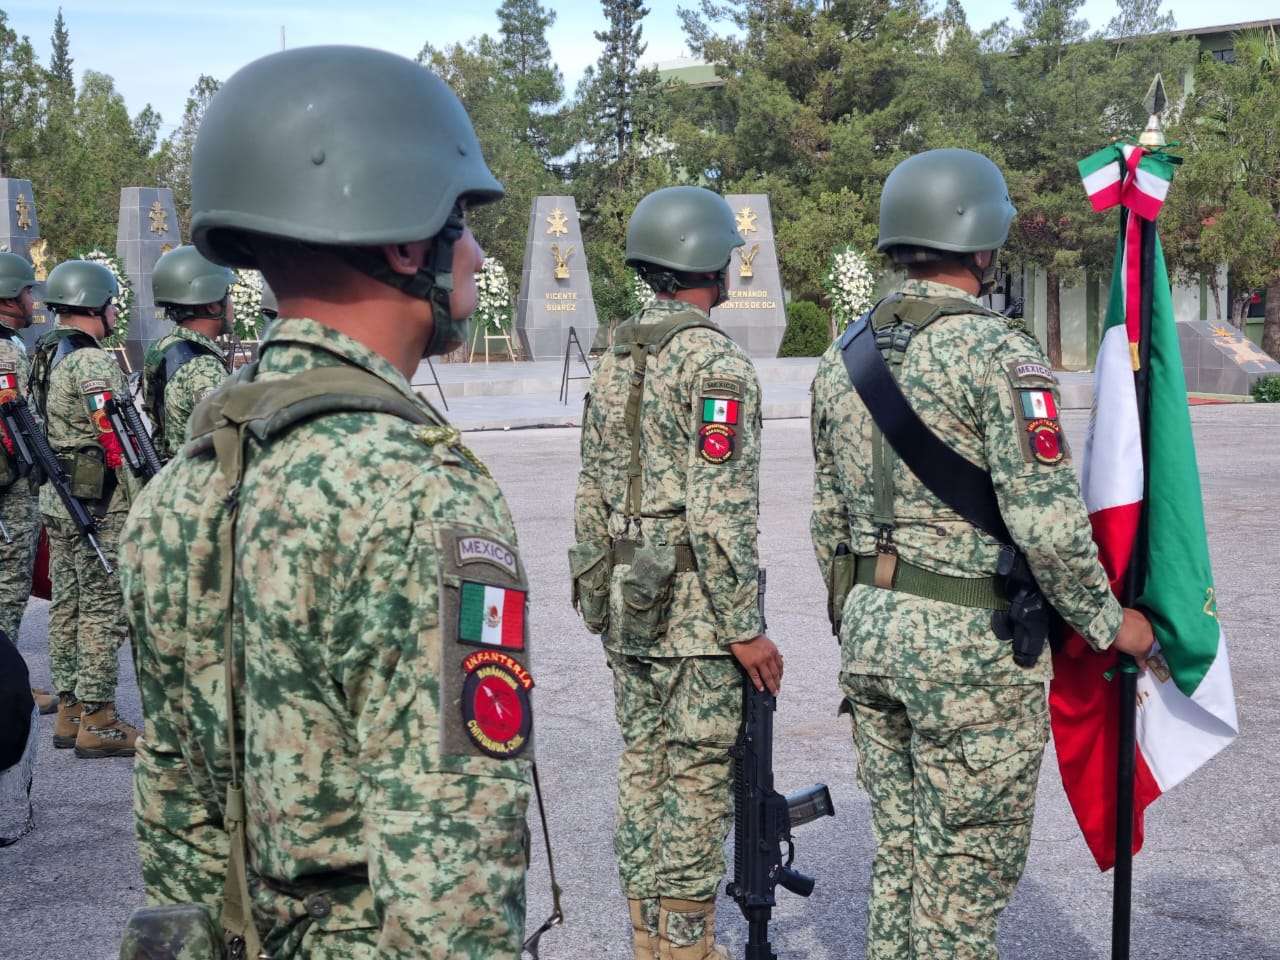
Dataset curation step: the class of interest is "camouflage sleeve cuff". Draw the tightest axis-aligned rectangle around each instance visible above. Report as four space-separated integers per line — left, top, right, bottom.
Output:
1080 592 1125 652
720 607 764 648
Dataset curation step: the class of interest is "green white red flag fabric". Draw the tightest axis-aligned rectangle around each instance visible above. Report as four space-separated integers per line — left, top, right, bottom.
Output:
459 581 526 650
1050 143 1238 871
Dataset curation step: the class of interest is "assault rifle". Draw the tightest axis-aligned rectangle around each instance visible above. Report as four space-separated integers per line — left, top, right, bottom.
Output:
727 572 835 959
104 394 163 483
0 396 112 573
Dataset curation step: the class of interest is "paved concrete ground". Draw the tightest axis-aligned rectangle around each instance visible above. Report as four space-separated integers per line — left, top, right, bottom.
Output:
2 404 1276 959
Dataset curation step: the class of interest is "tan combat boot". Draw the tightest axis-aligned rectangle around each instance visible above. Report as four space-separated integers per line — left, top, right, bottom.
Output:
658 897 729 960
74 702 139 758
52 695 81 748
31 688 59 714
629 898 660 960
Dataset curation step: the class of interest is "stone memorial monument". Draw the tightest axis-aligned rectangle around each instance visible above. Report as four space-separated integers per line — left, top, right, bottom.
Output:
710 194 787 358
516 196 598 360
1178 320 1280 395
0 177 51 348
117 186 181 367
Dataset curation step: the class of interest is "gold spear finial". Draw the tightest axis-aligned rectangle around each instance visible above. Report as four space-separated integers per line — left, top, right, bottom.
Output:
1139 74 1168 148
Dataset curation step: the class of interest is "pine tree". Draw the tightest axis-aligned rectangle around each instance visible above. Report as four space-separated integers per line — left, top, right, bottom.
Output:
583 0 659 162
496 0 561 107
48 7 73 102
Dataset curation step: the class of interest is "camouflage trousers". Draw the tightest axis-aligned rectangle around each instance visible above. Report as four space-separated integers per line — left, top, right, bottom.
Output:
841 674 1048 960
45 511 128 703
607 651 741 903
0 483 38 643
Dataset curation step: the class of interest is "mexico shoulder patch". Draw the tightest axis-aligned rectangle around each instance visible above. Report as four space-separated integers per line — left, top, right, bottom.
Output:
701 397 739 425
459 650 533 759
458 580 526 651
0 369 17 402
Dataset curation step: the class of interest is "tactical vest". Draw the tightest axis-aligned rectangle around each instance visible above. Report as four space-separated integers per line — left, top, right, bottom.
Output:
853 293 1012 609
610 310 720 523
29 328 97 422
180 355 481 960
144 336 228 448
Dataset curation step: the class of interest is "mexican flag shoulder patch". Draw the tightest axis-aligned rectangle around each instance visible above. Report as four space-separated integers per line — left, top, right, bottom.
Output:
458 580 526 651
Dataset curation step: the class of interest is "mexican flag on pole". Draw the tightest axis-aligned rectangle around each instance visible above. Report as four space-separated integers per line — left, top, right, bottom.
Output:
1049 143 1239 871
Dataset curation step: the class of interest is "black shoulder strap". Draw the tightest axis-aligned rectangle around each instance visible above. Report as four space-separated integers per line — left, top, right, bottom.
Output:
839 312 1011 544
150 339 224 435
50 330 96 372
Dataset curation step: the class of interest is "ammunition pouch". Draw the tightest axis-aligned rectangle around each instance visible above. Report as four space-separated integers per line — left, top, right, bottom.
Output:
60 446 116 516
614 542 681 644
568 540 612 635
826 547 855 637
119 904 226 960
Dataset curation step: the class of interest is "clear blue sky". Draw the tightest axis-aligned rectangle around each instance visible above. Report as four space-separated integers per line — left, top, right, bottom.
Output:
3 0 1271 136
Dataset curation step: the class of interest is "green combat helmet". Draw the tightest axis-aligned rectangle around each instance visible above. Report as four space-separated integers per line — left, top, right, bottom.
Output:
152 245 235 312
43 259 118 312
0 251 38 300
876 148 1016 287
625 186 744 302
190 45 504 356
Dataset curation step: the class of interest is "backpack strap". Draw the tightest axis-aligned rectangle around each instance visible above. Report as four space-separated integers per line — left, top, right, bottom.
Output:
148 338 228 442
30 329 96 420
613 312 722 519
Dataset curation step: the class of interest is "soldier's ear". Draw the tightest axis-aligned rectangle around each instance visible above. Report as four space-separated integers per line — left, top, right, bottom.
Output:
380 242 429 277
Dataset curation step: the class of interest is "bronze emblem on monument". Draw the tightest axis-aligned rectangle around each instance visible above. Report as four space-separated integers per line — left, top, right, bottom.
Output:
14 194 32 231
551 244 574 280
148 199 169 235
738 242 760 279
545 207 569 237
735 205 758 235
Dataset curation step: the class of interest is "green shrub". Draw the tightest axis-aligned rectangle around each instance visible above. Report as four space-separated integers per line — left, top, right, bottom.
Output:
1251 375 1280 403
777 300 831 357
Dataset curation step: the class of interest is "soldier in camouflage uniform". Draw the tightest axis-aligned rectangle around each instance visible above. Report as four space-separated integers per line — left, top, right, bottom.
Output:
572 186 784 960
118 47 534 957
36 259 140 759
0 252 55 712
809 149 1155 959
142 245 235 457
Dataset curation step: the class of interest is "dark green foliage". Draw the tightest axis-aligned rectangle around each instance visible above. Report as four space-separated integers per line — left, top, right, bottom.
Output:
1250 376 1280 404
777 300 830 357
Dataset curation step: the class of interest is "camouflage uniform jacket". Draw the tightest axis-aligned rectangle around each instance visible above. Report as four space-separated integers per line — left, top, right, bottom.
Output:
575 299 764 657
141 325 229 457
119 317 532 956
0 324 32 466
37 327 137 520
810 280 1123 684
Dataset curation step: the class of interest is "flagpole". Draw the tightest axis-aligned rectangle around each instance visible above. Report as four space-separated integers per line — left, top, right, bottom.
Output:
1111 75 1167 960
1111 208 1154 960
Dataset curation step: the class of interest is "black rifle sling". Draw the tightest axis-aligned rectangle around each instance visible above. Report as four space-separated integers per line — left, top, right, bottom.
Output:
839 312 1012 545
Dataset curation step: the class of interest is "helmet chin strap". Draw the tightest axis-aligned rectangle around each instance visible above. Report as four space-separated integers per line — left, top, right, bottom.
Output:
336 206 466 358
966 252 999 296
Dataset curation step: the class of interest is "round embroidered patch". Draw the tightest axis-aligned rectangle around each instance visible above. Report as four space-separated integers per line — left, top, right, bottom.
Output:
1028 419 1064 464
460 651 533 759
699 423 735 464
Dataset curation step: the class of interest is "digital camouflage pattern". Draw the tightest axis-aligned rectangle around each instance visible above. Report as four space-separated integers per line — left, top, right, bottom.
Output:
118 904 224 960
809 279 1124 958
843 675 1047 959
574 299 761 913
39 331 135 703
0 330 37 644
119 317 532 958
141 326 230 457
575 300 764 657
607 652 740 904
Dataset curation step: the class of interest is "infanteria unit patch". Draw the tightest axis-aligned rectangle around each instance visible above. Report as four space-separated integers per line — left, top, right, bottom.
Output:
699 423 735 464
458 580 526 651
1027 418 1065 464
456 535 519 577
459 650 533 759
